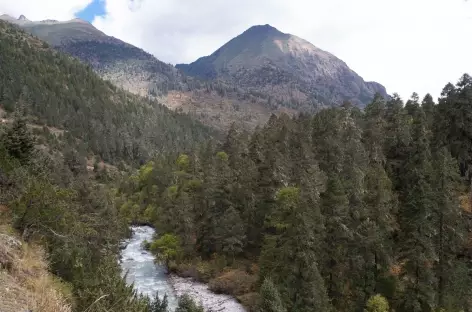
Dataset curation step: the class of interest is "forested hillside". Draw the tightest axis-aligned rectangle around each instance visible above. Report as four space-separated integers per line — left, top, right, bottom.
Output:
0 21 213 165
118 75 472 312
0 20 211 312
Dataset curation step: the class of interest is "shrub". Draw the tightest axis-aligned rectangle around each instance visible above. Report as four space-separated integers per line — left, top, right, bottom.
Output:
365 294 390 312
208 269 257 296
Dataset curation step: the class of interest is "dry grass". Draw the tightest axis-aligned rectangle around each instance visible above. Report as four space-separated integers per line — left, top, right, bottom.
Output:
208 269 257 296
459 193 472 213
0 224 72 312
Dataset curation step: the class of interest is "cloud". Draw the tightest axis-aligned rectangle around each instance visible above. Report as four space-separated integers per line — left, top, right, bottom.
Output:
1 0 472 99
0 0 92 20
91 0 472 99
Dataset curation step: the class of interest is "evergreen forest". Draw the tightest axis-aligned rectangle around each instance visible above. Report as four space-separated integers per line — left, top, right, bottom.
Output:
118 82 472 312
1 18 472 312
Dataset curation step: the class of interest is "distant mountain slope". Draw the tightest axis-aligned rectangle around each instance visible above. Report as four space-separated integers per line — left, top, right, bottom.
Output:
0 20 213 164
0 14 185 98
177 24 387 108
1 15 388 130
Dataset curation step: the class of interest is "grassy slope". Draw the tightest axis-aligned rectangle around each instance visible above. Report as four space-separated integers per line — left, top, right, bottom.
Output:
0 217 72 312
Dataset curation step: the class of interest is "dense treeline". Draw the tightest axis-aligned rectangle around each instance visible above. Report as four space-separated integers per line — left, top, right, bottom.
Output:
119 75 472 312
0 21 214 165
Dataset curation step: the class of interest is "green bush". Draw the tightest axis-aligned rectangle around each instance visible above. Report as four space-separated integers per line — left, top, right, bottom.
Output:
365 294 389 312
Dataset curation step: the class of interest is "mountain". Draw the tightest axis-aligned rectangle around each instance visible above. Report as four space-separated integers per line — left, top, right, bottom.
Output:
0 15 284 130
177 24 387 109
0 19 213 164
1 15 388 130
0 14 185 98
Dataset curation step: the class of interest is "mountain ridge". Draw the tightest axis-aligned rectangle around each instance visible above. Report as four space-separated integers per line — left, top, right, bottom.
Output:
0 15 388 130
0 20 213 164
177 23 387 108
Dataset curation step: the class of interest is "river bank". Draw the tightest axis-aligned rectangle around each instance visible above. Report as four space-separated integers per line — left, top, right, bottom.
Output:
120 226 247 312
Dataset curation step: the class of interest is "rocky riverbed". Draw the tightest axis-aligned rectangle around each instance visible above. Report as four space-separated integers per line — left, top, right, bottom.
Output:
120 226 246 312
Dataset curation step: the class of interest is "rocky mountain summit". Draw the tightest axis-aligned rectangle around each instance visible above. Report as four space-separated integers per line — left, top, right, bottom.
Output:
177 24 387 109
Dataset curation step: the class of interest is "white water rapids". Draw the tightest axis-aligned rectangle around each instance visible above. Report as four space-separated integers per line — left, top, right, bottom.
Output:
119 226 246 312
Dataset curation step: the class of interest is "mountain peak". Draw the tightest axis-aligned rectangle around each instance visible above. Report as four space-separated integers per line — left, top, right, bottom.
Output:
0 14 15 21
18 15 28 21
243 24 283 37
70 18 89 24
178 24 388 108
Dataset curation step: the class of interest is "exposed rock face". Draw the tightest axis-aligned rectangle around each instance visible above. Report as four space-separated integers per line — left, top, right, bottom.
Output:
177 24 387 109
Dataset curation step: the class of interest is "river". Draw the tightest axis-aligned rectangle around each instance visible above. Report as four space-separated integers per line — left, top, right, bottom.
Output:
119 226 246 312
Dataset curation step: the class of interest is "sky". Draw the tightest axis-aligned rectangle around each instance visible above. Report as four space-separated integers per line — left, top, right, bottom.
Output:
0 0 471 100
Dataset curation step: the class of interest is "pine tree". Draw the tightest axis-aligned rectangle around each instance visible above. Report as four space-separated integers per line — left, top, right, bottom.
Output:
175 294 204 312
421 94 435 136
397 106 436 312
261 187 331 312
258 278 287 312
248 126 280 253
361 95 397 301
199 151 233 257
4 116 34 164
434 74 472 179
432 147 465 310
320 176 351 310
149 292 169 312
216 206 246 261
384 93 411 190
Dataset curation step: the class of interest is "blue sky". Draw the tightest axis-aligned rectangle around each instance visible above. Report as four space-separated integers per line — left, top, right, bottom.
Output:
76 0 105 22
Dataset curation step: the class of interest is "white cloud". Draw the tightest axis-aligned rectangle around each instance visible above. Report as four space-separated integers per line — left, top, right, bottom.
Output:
92 0 472 100
1 0 472 99
0 0 92 20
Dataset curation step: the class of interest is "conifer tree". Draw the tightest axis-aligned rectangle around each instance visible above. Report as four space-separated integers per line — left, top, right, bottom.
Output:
421 94 435 135
320 176 351 310
216 206 245 260
175 294 204 312
397 106 436 312
361 95 397 300
258 278 287 312
432 147 465 309
384 93 411 190
260 187 331 312
4 116 34 164
149 292 169 312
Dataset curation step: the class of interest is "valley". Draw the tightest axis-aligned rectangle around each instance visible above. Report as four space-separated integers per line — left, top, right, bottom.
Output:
0 9 471 312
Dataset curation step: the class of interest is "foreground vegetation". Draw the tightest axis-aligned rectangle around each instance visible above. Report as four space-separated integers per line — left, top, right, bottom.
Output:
118 75 472 312
0 117 151 311
0 221 72 312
